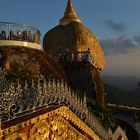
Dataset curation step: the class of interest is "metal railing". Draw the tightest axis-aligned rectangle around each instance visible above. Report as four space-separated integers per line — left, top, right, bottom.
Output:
0 76 108 139
0 22 41 44
54 50 99 69
108 103 140 112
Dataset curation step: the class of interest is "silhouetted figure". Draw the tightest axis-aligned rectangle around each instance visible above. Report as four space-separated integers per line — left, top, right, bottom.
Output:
16 31 22 40
22 30 27 41
71 51 75 61
1 30 6 40
9 31 16 40
28 31 33 42
77 51 82 61
0 50 4 73
63 48 71 61
85 48 90 62
33 32 38 43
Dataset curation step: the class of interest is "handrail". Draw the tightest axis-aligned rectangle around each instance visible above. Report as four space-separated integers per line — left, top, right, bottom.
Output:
0 22 40 33
108 103 140 112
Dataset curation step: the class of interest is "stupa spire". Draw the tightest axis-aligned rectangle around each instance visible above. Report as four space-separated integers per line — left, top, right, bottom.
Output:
60 0 81 25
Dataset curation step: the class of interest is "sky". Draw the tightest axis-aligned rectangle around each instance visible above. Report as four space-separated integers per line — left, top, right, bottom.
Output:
0 0 140 77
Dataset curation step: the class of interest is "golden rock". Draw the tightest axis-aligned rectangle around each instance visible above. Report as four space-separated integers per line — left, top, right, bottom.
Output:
43 0 105 70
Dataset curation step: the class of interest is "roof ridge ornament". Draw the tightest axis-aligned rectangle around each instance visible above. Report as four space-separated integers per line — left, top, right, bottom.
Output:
60 0 82 25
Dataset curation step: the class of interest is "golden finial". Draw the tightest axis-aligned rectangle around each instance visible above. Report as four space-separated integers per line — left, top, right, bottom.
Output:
60 0 81 25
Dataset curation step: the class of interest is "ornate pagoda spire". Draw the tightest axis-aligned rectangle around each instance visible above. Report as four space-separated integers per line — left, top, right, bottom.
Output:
60 0 82 25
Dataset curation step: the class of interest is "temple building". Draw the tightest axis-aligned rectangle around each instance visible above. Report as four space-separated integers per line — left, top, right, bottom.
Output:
0 0 139 139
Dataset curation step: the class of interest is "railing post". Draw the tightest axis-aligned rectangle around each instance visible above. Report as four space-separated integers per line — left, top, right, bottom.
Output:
0 118 2 140
108 127 112 140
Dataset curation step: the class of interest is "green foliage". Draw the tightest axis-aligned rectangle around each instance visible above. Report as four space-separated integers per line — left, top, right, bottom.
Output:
87 99 116 129
73 89 116 129
74 90 84 98
5 69 37 82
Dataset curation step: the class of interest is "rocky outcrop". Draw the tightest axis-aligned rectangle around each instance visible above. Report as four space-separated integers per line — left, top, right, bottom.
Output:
0 46 67 81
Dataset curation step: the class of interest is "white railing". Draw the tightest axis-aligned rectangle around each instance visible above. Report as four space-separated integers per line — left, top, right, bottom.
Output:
0 22 41 44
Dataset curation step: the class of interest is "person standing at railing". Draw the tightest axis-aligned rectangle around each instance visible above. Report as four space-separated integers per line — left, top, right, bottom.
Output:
85 48 90 62
81 51 85 61
74 50 78 62
0 50 4 74
22 30 27 41
16 31 22 41
1 31 6 40
71 50 75 61
28 31 33 42
33 31 40 43
63 48 71 62
77 51 82 61
9 31 16 40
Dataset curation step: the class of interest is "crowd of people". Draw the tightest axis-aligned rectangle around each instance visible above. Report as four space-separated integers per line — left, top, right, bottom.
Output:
55 48 100 69
0 30 40 44
57 48 93 63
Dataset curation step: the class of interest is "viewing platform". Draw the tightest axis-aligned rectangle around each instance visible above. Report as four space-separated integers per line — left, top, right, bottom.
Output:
0 22 42 50
51 49 101 71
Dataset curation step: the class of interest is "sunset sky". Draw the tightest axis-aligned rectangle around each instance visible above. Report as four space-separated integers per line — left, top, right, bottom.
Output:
0 0 140 77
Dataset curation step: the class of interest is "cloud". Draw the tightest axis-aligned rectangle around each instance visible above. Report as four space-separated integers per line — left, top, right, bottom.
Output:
104 20 126 33
134 33 140 46
100 35 138 55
